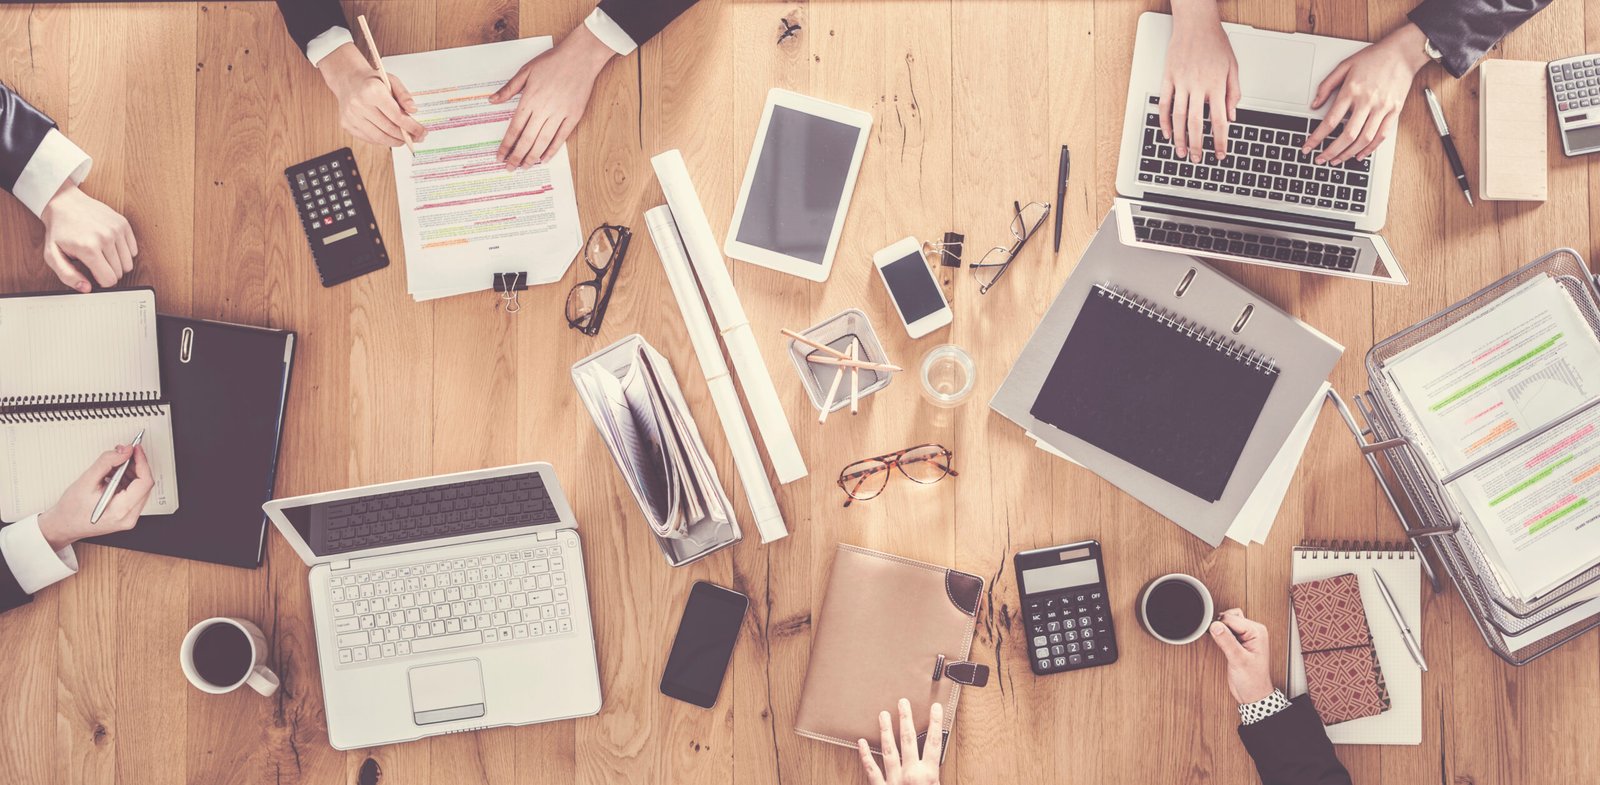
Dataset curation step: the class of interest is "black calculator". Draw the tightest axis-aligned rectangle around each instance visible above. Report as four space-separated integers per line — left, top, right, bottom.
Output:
285 148 388 287
1015 540 1118 674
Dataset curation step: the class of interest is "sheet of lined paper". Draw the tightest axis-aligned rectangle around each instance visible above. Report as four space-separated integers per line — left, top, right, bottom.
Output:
0 290 160 403
0 406 179 522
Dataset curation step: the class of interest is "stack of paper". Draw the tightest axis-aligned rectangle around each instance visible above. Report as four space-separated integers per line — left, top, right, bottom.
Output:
384 38 583 301
1386 276 1600 602
572 335 741 564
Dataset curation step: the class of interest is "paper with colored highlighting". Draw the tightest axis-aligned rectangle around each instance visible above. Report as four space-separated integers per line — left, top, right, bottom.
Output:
386 37 582 301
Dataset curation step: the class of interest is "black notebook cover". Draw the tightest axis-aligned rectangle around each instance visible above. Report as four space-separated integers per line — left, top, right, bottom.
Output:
1028 286 1277 502
87 316 294 567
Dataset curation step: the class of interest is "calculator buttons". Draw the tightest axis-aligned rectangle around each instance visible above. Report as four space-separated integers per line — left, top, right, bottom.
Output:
1068 654 1083 666
1026 585 1117 675
1032 635 1046 647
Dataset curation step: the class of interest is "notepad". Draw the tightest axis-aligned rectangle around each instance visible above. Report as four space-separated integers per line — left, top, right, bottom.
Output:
1288 543 1423 745
1029 284 1279 502
0 289 179 522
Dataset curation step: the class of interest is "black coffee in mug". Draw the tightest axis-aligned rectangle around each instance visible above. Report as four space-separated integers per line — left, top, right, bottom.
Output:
1145 579 1207 640
192 623 252 688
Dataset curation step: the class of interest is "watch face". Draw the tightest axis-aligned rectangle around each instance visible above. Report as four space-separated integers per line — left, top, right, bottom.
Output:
1425 39 1443 61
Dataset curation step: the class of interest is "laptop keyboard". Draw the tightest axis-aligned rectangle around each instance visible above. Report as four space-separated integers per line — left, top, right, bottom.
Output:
321 473 560 554
1131 214 1358 272
1138 96 1371 214
329 541 576 666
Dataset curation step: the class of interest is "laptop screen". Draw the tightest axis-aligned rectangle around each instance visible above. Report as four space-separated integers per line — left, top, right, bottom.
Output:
281 471 560 557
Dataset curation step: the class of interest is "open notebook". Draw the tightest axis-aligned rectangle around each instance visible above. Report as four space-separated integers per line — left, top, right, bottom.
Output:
1288 542 1423 745
0 289 179 522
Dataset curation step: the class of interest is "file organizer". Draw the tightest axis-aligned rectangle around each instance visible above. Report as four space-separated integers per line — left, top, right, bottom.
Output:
1340 249 1600 664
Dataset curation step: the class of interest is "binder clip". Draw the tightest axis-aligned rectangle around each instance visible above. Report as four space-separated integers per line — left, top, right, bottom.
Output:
923 232 964 267
494 271 527 314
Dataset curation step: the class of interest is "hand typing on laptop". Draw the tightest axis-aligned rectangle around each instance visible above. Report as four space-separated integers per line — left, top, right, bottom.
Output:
38 444 152 551
1302 24 1430 166
857 699 942 785
1160 0 1239 163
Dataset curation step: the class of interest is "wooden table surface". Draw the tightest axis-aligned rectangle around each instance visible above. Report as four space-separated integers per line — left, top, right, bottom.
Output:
3 1 1597 783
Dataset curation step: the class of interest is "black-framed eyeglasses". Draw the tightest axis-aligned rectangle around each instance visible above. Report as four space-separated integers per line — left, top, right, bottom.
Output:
566 223 632 336
837 443 959 507
971 201 1051 294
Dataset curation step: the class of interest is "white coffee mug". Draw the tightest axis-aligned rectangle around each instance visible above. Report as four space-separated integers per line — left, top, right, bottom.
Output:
1137 573 1215 645
180 617 280 696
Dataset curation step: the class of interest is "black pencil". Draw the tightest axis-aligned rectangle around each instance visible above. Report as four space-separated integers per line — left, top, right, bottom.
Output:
1053 144 1070 253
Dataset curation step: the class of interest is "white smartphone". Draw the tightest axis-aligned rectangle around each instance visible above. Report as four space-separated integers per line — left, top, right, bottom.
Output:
873 236 953 339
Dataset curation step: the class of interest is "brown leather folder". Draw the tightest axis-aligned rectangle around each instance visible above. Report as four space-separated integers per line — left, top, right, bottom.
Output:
794 544 989 757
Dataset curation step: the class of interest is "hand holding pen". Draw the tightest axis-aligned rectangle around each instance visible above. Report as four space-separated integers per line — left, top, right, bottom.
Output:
36 442 153 552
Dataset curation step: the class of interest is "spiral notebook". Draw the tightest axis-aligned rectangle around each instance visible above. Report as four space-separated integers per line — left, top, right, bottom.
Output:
1288 542 1423 746
0 289 180 523
1030 283 1279 502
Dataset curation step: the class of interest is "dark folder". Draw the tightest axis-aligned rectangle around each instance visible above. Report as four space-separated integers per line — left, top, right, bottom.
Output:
88 316 295 567
1028 285 1277 502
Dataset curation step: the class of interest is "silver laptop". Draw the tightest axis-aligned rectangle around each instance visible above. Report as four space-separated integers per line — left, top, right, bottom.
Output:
264 462 602 750
1115 12 1407 285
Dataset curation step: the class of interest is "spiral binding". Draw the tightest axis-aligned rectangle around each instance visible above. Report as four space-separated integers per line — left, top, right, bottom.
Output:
1093 284 1279 376
0 390 159 409
1297 539 1416 559
0 403 167 425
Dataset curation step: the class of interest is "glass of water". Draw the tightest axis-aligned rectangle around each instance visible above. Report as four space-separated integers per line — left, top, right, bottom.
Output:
919 344 975 407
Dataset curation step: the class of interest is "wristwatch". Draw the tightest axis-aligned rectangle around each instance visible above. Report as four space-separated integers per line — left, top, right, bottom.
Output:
1423 36 1443 65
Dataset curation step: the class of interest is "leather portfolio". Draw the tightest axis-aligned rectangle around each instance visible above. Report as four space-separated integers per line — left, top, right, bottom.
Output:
795 544 989 757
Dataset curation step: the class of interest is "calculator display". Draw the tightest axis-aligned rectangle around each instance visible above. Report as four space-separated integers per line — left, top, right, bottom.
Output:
1020 559 1100 595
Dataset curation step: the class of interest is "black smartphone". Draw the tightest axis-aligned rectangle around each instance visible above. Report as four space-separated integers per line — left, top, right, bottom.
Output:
660 581 749 708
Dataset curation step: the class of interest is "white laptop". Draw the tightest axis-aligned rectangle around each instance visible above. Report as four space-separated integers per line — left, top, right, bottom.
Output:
1114 12 1407 285
264 462 602 750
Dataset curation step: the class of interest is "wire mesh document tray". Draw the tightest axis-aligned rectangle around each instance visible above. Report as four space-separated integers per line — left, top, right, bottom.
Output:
1341 248 1600 665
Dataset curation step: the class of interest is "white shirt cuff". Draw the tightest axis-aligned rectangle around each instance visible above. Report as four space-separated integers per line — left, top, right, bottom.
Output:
0 514 79 595
585 8 638 56
13 129 91 219
306 26 356 67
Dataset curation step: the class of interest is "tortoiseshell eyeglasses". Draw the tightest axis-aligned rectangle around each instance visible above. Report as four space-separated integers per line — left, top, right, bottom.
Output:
837 444 958 507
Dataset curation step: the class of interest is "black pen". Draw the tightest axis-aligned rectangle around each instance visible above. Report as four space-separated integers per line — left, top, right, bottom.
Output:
1053 144 1070 253
1423 88 1473 206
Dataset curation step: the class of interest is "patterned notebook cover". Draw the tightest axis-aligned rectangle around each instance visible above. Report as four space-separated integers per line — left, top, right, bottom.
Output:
1289 573 1390 724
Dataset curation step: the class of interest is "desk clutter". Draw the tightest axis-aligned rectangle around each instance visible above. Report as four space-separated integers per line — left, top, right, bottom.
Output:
28 8 1600 771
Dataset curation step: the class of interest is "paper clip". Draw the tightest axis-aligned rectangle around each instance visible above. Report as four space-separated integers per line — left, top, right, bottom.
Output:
494 271 527 314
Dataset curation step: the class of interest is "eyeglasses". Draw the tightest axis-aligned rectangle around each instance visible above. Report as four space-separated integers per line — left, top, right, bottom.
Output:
837 443 959 507
566 224 632 336
971 201 1051 294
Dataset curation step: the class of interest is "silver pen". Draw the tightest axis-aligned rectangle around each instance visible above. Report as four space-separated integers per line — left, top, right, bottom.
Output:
1422 87 1473 206
90 429 145 524
1373 571 1427 672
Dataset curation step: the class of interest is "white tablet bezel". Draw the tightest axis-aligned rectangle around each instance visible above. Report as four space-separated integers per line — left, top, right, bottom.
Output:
724 88 873 282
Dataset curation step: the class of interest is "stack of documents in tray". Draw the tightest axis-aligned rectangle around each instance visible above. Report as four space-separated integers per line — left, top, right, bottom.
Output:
572 335 737 550
1386 275 1600 607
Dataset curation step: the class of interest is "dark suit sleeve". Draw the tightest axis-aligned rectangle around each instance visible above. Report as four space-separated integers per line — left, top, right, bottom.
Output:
0 80 59 198
1408 0 1554 78
0 542 35 614
275 0 350 57
595 0 700 48
1237 697 1352 785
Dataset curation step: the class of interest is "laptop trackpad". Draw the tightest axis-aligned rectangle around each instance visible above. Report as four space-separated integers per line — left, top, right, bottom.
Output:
1231 35 1316 105
409 659 486 725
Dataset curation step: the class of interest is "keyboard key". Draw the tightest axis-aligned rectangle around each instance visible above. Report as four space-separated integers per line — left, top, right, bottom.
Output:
414 630 485 653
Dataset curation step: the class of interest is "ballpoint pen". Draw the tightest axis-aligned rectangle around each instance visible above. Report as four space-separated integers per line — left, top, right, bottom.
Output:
1373 571 1428 672
90 429 145 524
1053 145 1070 253
1422 87 1472 206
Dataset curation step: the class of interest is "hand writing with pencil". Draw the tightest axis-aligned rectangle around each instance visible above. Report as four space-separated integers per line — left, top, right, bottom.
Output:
37 444 152 552
317 42 428 149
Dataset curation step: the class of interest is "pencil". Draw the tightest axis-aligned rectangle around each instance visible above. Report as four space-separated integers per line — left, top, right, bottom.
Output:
782 328 851 360
848 339 860 415
819 358 845 424
356 15 416 155
807 354 902 373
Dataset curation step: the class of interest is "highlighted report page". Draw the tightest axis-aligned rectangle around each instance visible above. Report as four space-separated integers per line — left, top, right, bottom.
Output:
1388 276 1600 599
385 37 582 300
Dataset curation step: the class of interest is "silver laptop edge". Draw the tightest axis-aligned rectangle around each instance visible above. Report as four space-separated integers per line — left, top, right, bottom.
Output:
1115 12 1407 286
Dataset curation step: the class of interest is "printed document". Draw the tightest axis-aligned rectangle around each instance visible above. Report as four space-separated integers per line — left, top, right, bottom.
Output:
385 38 582 301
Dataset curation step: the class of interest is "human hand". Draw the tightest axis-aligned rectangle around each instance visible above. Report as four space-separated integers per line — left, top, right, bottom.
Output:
1303 22 1431 165
40 181 137 293
1161 0 1239 162
317 42 428 148
489 24 615 170
1208 608 1276 704
36 444 152 551
857 699 942 785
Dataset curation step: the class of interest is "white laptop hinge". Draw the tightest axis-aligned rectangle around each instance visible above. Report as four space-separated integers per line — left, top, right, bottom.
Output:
330 559 352 571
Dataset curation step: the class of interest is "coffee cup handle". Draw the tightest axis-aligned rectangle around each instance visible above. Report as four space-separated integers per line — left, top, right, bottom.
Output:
246 665 280 697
